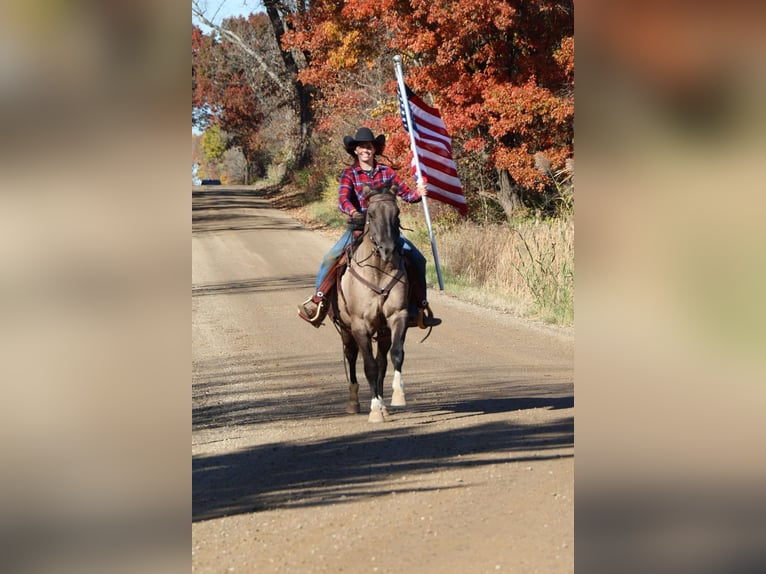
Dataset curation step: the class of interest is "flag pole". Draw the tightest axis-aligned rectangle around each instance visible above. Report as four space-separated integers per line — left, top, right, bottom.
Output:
393 55 445 291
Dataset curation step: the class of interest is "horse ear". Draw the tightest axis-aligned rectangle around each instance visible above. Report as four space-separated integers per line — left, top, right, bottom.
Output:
362 184 372 198
389 184 398 195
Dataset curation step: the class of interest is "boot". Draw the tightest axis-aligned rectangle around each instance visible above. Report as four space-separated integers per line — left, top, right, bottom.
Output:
297 295 327 327
408 301 442 329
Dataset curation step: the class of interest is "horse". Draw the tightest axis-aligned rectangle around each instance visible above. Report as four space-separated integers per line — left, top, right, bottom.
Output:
331 184 409 423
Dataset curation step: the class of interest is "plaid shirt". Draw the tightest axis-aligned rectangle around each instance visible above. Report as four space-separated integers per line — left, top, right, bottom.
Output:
337 162 421 215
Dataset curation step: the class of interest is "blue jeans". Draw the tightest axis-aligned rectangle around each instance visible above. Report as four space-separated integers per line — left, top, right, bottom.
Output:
315 229 354 291
315 231 427 310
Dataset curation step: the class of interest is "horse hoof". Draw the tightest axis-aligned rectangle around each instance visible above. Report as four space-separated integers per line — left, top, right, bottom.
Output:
391 391 406 407
368 409 386 423
346 402 360 414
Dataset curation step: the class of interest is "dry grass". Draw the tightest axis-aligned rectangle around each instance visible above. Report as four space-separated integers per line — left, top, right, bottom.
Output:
409 216 574 325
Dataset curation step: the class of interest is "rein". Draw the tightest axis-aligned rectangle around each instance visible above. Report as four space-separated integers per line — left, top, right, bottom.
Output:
337 190 405 317
348 259 404 297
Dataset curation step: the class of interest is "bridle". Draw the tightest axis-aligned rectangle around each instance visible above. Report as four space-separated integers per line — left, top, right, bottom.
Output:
344 190 405 298
364 191 400 260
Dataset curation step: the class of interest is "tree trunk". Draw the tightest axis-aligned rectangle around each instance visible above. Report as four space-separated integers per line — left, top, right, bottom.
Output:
497 168 523 220
263 0 313 169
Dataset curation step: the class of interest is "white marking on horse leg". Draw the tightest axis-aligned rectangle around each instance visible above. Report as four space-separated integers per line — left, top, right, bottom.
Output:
390 370 406 407
368 396 386 423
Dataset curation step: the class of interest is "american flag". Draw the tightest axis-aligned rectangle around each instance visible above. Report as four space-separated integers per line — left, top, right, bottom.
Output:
397 83 467 216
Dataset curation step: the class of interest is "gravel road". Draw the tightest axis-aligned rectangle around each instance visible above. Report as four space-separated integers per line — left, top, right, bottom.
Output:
192 185 574 573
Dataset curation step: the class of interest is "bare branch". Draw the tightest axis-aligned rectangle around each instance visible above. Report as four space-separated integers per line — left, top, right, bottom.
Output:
192 0 284 88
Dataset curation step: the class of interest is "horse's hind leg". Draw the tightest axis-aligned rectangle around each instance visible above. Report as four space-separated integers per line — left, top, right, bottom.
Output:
342 331 360 414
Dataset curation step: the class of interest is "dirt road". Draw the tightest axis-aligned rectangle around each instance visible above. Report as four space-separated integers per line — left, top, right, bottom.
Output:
192 185 574 573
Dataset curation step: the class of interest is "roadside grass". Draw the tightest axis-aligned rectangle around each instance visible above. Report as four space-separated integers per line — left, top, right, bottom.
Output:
402 208 573 326
302 176 347 228
292 184 574 326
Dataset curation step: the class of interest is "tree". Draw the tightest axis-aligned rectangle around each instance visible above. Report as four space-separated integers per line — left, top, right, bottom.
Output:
192 1 315 170
200 125 226 161
193 20 269 183
222 147 248 184
282 0 574 218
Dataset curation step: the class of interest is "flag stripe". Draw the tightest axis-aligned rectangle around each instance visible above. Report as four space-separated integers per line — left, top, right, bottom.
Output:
409 119 452 154
408 93 450 135
416 162 463 193
413 135 458 168
419 163 462 190
416 151 461 181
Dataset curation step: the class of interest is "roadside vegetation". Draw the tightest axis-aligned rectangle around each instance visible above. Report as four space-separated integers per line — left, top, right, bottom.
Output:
287 173 573 327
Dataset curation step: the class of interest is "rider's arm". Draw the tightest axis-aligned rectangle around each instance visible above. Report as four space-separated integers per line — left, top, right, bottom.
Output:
388 168 422 204
338 170 360 215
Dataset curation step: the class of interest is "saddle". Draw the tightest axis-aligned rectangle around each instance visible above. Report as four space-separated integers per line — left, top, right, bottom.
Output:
306 230 430 329
302 232 359 327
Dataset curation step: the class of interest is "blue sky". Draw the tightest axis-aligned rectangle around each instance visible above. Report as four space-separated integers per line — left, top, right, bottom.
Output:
193 0 262 32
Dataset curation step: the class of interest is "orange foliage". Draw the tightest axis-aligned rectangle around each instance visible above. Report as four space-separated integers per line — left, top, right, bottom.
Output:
282 0 573 198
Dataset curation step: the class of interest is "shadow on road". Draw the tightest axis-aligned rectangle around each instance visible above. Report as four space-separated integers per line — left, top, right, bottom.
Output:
193 352 573 521
192 185 308 234
193 416 573 522
193 352 572 431
192 275 316 297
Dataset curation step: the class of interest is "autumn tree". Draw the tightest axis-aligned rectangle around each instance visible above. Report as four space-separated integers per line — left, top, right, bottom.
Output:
193 18 272 182
283 0 574 219
192 1 315 170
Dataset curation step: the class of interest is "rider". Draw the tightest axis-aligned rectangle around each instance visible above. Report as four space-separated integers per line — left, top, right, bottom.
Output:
297 126 442 329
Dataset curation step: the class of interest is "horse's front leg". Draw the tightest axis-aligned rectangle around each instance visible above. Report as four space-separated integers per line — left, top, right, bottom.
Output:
352 326 386 423
341 330 360 414
389 312 408 407
375 330 392 418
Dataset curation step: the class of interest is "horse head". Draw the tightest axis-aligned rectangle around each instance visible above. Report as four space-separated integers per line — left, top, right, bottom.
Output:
363 184 401 264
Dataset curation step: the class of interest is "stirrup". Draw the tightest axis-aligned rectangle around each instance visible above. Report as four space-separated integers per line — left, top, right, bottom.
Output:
416 302 442 329
297 297 325 328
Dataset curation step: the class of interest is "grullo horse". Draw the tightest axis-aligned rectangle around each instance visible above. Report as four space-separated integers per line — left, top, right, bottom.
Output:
332 184 409 423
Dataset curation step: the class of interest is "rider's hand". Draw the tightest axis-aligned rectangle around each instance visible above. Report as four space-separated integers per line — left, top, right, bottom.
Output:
349 210 365 229
416 181 428 197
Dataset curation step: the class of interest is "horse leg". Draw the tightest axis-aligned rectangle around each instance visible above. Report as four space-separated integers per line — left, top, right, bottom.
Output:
353 330 385 423
342 331 360 414
389 317 408 407
375 330 392 418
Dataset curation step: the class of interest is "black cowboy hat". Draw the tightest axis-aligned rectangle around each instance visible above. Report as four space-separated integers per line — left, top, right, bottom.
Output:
343 127 386 156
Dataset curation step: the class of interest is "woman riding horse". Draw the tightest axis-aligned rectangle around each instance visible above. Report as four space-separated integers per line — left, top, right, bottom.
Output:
336 184 410 421
297 127 442 329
